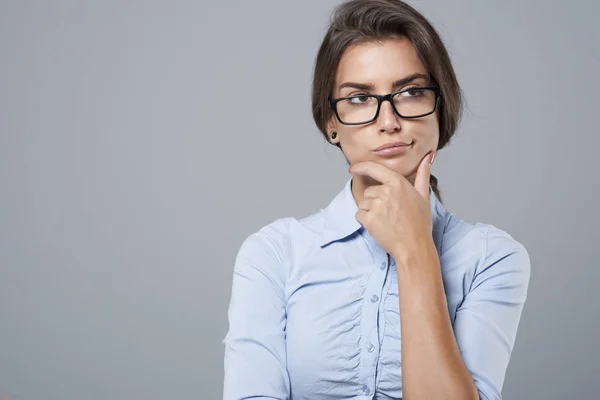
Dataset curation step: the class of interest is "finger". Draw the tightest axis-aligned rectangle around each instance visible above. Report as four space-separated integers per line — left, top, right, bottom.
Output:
349 161 399 185
358 198 373 211
414 150 435 203
355 209 367 227
363 185 387 199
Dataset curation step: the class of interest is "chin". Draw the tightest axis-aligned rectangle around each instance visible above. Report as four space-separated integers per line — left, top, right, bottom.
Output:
380 157 410 172
389 160 420 183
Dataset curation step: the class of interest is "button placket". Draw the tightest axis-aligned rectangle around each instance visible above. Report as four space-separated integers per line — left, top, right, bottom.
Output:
358 230 390 397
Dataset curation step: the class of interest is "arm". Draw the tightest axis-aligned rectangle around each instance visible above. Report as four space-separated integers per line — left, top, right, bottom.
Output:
394 238 479 400
222 224 290 400
452 226 531 400
394 226 531 400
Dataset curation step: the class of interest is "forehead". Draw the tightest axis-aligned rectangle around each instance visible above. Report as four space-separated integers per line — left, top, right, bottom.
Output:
335 37 427 87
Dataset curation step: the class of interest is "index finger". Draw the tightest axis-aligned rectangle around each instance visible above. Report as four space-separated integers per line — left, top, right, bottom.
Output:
349 161 399 185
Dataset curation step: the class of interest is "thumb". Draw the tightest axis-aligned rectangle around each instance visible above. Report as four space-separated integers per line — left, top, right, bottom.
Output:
414 150 435 203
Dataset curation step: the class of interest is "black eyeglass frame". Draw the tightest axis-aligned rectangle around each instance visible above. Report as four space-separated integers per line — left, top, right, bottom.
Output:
328 86 442 125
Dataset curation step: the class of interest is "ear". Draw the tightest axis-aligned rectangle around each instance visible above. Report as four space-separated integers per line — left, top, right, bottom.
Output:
326 114 339 144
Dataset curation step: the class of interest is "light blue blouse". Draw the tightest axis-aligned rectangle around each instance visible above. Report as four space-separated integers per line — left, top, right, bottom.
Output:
223 177 531 400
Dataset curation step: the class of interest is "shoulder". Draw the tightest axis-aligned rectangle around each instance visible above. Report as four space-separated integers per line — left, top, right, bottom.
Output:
236 209 327 268
481 222 529 258
478 222 531 281
445 211 529 256
441 214 531 280
236 217 293 264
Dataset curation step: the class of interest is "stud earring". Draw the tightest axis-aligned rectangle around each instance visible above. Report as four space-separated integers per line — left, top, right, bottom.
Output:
331 131 337 140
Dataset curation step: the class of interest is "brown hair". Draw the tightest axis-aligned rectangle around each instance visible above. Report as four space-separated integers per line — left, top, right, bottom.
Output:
311 0 464 204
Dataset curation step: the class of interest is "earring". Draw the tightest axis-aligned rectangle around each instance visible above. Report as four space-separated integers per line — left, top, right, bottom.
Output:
331 131 337 140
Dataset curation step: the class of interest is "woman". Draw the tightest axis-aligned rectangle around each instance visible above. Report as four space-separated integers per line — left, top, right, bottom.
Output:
223 1 531 399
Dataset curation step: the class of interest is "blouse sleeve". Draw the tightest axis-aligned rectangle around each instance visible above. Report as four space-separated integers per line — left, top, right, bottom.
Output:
452 225 532 400
222 222 290 400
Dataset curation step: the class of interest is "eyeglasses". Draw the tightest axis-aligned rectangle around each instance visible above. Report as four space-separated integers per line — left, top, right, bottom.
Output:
329 86 441 125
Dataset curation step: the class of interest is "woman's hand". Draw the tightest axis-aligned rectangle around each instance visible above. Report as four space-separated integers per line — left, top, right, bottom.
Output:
349 151 436 259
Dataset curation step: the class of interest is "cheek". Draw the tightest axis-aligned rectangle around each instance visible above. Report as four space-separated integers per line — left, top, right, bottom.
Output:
415 117 440 145
337 129 372 162
338 128 362 147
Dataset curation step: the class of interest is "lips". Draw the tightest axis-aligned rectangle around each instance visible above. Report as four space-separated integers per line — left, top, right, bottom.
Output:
373 142 412 157
374 141 412 151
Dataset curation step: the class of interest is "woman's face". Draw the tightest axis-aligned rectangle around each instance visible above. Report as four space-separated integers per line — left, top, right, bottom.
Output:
327 37 439 184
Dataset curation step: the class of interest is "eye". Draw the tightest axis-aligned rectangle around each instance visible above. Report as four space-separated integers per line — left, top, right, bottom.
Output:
347 94 375 105
400 87 426 97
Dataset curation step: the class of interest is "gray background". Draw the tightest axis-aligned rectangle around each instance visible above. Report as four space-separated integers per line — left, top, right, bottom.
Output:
1 0 598 399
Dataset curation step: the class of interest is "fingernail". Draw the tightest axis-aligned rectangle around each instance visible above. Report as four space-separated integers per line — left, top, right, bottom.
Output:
429 151 436 165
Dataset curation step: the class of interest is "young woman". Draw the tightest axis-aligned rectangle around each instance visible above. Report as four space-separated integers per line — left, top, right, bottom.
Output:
223 1 531 399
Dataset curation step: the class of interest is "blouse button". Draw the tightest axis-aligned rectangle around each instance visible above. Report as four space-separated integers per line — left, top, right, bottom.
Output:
367 343 375 353
362 384 371 395
380 261 386 269
370 294 379 303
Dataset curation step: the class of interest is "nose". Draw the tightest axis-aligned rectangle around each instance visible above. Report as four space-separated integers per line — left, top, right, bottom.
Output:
377 98 401 133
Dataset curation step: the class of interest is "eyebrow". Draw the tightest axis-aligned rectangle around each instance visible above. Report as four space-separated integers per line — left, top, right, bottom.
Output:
338 72 430 92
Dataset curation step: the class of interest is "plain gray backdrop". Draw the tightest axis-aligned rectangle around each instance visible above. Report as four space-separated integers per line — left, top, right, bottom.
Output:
1 0 599 399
